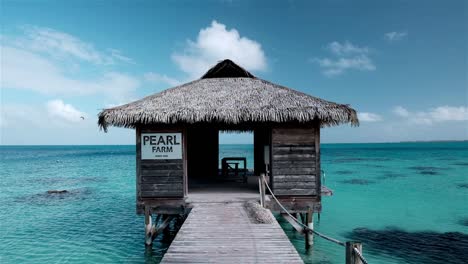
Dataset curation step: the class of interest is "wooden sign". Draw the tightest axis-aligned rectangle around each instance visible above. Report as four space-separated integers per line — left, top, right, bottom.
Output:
141 133 182 160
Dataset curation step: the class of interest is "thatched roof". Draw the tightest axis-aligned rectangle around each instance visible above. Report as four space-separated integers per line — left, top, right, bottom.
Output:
98 59 358 131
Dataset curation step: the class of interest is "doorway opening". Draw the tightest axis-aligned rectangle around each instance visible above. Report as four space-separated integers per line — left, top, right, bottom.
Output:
186 128 270 202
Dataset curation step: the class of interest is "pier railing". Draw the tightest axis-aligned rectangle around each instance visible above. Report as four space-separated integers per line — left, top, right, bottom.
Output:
260 174 369 264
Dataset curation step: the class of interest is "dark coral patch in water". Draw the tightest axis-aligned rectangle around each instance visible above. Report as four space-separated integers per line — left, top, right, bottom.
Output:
334 157 390 164
335 170 354 175
408 166 447 171
419 170 440 175
457 183 468 189
15 188 92 205
346 227 468 264
453 162 468 166
334 158 367 163
379 171 406 179
34 176 105 185
408 166 447 176
458 218 468 227
340 179 375 185
365 164 385 168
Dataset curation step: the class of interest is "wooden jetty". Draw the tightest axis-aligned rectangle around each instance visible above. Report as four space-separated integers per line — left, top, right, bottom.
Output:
161 201 303 264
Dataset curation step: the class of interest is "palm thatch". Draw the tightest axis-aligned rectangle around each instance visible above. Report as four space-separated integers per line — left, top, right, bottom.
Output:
98 60 358 131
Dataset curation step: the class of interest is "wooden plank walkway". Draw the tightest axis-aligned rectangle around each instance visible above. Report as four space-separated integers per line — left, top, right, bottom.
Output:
161 202 303 263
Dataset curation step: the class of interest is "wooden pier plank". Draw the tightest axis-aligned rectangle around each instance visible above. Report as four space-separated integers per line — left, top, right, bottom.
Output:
161 202 303 264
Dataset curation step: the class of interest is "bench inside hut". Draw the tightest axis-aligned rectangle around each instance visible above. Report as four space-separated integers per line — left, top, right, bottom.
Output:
98 59 358 216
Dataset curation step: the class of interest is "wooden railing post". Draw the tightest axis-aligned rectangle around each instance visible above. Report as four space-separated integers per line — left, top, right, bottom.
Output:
259 173 266 207
346 241 363 264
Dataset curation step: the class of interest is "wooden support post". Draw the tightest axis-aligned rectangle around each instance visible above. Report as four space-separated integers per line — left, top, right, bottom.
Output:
346 241 363 264
144 206 153 246
305 207 313 250
259 175 265 207
153 215 174 240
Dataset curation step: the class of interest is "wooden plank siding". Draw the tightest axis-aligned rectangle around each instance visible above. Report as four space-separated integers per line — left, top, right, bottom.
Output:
271 127 318 196
140 159 184 198
137 127 185 202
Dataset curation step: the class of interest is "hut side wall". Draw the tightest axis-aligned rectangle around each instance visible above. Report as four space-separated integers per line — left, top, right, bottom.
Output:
271 126 318 196
137 127 185 199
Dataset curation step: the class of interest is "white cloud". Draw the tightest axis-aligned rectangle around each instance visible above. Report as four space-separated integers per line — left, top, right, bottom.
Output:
358 112 383 122
327 41 369 56
384 31 407 41
19 26 133 65
1 46 140 101
314 55 375 76
108 48 135 64
144 72 181 86
430 106 468 121
312 41 375 76
172 20 267 78
392 105 468 125
46 99 86 123
393 106 409 117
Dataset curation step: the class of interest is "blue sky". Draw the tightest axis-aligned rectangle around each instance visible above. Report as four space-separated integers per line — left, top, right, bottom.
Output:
1 0 467 145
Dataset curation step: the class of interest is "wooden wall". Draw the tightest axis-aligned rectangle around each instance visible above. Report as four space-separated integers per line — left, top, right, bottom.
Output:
136 127 185 200
271 125 320 197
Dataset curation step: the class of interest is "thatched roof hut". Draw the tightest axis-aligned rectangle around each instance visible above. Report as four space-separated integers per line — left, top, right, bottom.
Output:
98 59 358 131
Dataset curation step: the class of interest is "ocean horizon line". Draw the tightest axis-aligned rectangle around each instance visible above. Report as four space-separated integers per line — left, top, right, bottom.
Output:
1 139 467 147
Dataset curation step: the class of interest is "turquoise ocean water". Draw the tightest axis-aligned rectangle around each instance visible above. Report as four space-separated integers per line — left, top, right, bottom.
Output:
1 143 467 264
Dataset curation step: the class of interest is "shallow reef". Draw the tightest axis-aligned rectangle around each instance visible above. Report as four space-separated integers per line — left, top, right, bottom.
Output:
346 227 468 264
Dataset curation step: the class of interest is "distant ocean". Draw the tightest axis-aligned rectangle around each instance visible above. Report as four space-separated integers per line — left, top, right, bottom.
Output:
1 142 467 264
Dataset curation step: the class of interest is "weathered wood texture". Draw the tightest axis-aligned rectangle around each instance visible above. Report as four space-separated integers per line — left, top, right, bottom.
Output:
137 127 185 201
266 197 322 213
271 127 318 196
140 160 184 198
161 202 303 264
346 241 363 264
137 198 187 215
314 122 321 201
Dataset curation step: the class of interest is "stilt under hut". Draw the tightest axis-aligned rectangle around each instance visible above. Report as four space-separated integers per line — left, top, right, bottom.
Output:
98 59 359 261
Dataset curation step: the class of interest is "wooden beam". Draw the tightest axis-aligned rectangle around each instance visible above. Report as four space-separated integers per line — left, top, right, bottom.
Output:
152 215 174 240
281 213 304 234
